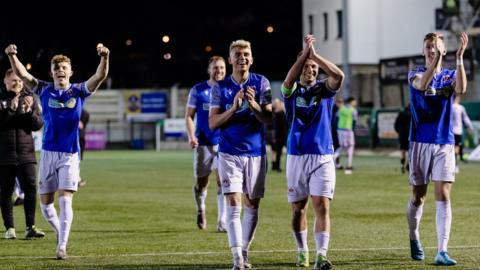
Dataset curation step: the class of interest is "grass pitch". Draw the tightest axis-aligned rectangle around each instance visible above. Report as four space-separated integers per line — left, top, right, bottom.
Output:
1 150 479 269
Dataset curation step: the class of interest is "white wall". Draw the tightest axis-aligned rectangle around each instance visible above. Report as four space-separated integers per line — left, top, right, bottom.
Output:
303 0 443 64
303 0 343 64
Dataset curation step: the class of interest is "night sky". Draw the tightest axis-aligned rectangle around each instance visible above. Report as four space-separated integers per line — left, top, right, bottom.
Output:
0 1 302 89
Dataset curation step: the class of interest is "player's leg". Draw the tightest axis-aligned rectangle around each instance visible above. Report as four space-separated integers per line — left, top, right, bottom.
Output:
407 185 427 260
310 155 335 270
431 144 456 265
215 170 227 232
286 154 311 267
292 198 309 267
38 150 60 239
192 146 211 229
0 166 17 239
241 155 267 269
193 175 209 229
345 131 355 174
55 152 80 259
407 142 432 261
312 196 332 270
433 181 456 265
219 153 245 269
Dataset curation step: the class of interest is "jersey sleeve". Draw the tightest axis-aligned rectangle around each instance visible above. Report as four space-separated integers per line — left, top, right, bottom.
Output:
259 76 272 105
77 82 92 98
209 83 221 109
33 80 49 95
187 86 197 108
311 79 336 99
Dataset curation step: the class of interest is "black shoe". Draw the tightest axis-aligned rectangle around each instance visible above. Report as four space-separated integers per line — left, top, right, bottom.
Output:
13 197 24 206
25 225 45 238
197 210 206 230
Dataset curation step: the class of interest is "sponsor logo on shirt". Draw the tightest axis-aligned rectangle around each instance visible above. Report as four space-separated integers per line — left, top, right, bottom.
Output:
48 97 76 109
202 103 210 111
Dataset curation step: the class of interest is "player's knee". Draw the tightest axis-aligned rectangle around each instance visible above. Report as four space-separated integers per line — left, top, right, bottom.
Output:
411 196 425 207
292 207 307 219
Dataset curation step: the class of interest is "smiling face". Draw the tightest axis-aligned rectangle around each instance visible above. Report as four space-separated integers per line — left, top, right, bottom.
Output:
208 58 226 82
228 40 253 74
4 69 23 94
50 54 73 89
423 32 446 66
300 58 319 86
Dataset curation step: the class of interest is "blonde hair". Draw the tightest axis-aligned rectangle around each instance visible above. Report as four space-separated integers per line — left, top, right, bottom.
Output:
50 54 72 66
229 39 251 54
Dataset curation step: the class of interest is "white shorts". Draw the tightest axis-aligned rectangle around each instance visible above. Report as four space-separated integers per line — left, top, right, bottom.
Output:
218 153 267 199
193 145 218 178
38 150 80 194
286 154 336 202
338 130 355 147
408 142 455 185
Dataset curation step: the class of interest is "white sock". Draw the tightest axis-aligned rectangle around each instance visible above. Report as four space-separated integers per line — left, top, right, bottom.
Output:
315 231 330 256
227 205 243 248
58 196 73 250
347 145 354 167
407 200 423 240
193 186 207 212
293 229 308 252
217 188 226 224
231 246 243 266
242 207 259 252
40 203 60 234
436 200 452 252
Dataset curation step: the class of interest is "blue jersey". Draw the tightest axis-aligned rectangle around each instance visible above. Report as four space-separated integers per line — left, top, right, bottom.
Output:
408 66 456 144
187 81 220 145
210 73 272 156
34 80 91 153
283 80 336 155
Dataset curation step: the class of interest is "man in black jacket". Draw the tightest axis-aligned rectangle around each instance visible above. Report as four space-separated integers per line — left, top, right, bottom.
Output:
0 69 45 239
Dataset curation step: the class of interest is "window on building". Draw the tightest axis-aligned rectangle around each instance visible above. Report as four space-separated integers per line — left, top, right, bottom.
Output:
336 10 343 38
323 12 328 41
308 14 314 35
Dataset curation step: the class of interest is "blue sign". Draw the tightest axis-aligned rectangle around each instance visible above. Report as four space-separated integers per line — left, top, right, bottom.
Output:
141 92 167 113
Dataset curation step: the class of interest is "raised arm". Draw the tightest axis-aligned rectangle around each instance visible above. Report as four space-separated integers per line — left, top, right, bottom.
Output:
453 32 468 95
310 44 345 91
5 45 38 91
413 38 444 91
283 36 313 90
86 44 110 92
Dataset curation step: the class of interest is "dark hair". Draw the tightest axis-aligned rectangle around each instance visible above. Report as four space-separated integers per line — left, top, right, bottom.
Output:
424 32 444 42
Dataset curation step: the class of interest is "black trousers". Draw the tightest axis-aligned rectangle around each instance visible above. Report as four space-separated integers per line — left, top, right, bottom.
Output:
0 164 37 229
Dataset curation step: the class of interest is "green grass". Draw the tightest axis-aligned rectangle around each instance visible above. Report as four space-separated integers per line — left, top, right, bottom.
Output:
2 150 479 269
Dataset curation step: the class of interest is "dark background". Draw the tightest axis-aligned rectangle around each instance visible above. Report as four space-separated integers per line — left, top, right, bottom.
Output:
0 1 302 88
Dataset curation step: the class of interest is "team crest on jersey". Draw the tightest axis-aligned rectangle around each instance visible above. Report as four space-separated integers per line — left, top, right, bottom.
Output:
48 97 77 108
202 103 210 111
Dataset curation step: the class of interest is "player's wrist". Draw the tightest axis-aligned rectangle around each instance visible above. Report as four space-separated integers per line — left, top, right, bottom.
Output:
456 58 464 66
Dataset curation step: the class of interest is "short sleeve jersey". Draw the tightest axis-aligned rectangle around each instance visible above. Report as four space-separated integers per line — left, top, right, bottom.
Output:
283 79 337 155
187 81 220 145
408 66 456 144
210 73 272 156
34 80 91 153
